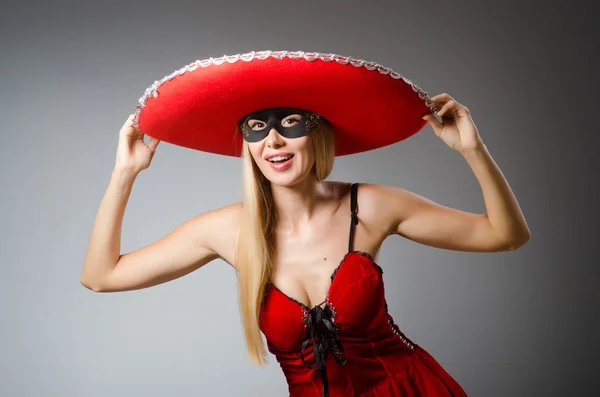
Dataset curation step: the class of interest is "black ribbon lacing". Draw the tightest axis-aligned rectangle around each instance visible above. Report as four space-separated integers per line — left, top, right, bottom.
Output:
299 304 348 397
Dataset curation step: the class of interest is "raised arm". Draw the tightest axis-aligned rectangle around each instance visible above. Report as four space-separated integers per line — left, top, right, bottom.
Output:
357 93 530 253
80 114 240 292
80 169 240 292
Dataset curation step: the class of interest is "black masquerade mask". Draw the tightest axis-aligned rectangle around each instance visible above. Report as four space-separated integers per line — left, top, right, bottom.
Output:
239 107 321 142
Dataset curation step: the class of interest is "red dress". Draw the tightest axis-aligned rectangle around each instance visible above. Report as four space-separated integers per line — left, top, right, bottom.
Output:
260 183 468 397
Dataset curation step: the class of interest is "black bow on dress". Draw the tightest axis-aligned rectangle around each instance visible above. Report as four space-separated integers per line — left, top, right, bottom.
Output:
299 304 348 397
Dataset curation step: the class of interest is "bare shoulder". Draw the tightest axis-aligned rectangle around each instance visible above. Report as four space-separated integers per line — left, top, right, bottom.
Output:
92 202 243 293
319 181 392 235
354 183 511 252
350 183 414 236
190 201 242 268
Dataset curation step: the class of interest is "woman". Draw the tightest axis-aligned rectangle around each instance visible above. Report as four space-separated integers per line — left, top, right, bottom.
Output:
80 52 530 396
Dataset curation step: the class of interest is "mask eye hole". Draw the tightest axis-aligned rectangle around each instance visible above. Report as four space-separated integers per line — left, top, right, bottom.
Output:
282 114 302 127
248 120 266 131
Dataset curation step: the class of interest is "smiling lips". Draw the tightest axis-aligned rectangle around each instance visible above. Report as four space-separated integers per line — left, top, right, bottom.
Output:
264 152 294 161
265 153 295 171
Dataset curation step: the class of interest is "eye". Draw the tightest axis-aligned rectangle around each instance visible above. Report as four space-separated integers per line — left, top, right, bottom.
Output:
249 121 266 130
282 116 300 127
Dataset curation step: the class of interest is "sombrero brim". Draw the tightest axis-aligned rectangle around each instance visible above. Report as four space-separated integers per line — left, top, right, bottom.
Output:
132 50 438 157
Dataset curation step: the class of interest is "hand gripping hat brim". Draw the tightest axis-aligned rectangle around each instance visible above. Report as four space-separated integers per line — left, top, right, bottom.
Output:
132 50 438 157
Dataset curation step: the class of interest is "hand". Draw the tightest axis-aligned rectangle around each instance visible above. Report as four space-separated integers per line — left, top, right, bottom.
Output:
115 114 161 174
422 93 483 152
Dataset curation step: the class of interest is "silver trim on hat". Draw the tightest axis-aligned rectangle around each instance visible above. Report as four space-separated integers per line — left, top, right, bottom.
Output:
132 50 438 129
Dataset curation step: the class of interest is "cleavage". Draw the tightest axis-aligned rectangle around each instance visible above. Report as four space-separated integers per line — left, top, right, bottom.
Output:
271 254 347 310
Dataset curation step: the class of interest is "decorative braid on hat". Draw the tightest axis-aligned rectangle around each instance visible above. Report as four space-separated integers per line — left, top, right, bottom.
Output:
305 111 320 131
132 50 437 130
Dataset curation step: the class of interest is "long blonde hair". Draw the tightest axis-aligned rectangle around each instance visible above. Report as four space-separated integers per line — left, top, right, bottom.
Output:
235 118 335 365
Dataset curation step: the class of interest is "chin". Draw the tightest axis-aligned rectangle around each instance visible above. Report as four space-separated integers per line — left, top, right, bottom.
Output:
261 165 312 188
264 172 304 188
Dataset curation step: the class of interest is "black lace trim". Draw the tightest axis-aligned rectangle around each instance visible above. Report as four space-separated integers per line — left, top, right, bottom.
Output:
331 250 380 281
269 250 380 312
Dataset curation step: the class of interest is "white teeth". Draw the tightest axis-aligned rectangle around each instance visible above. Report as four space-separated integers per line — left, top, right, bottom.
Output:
268 155 292 162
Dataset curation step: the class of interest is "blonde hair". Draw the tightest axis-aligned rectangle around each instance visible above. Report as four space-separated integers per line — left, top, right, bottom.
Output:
235 118 335 365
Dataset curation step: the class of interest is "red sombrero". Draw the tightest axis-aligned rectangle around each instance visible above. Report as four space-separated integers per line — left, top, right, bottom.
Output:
132 50 438 157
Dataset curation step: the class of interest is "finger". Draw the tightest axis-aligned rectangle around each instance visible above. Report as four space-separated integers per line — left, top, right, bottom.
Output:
430 93 450 109
423 109 444 124
148 137 161 151
128 114 140 129
422 113 444 131
430 93 452 102
430 93 459 115
437 100 456 117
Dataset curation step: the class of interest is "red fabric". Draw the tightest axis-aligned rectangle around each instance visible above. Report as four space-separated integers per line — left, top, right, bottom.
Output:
260 251 468 396
136 55 433 157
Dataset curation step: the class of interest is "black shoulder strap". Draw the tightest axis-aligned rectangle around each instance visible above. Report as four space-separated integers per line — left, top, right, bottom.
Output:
348 183 359 252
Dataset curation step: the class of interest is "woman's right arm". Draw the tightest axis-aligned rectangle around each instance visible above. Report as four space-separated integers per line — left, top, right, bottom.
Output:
80 114 239 292
80 169 240 292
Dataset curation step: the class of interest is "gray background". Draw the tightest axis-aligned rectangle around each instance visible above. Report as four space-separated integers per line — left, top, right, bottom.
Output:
1 0 598 396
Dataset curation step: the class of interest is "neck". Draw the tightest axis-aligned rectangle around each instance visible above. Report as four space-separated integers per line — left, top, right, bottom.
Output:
270 176 326 231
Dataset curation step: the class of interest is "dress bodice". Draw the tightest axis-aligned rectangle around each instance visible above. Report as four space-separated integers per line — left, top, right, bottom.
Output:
259 183 468 397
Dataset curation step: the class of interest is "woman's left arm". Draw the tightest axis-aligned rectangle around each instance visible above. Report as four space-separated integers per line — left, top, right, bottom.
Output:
369 93 530 252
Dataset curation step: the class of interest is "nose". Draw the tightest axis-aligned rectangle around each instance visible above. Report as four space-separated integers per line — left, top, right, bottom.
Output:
265 127 284 147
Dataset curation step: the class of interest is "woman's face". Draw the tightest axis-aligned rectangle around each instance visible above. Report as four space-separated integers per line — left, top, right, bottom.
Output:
245 112 316 187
